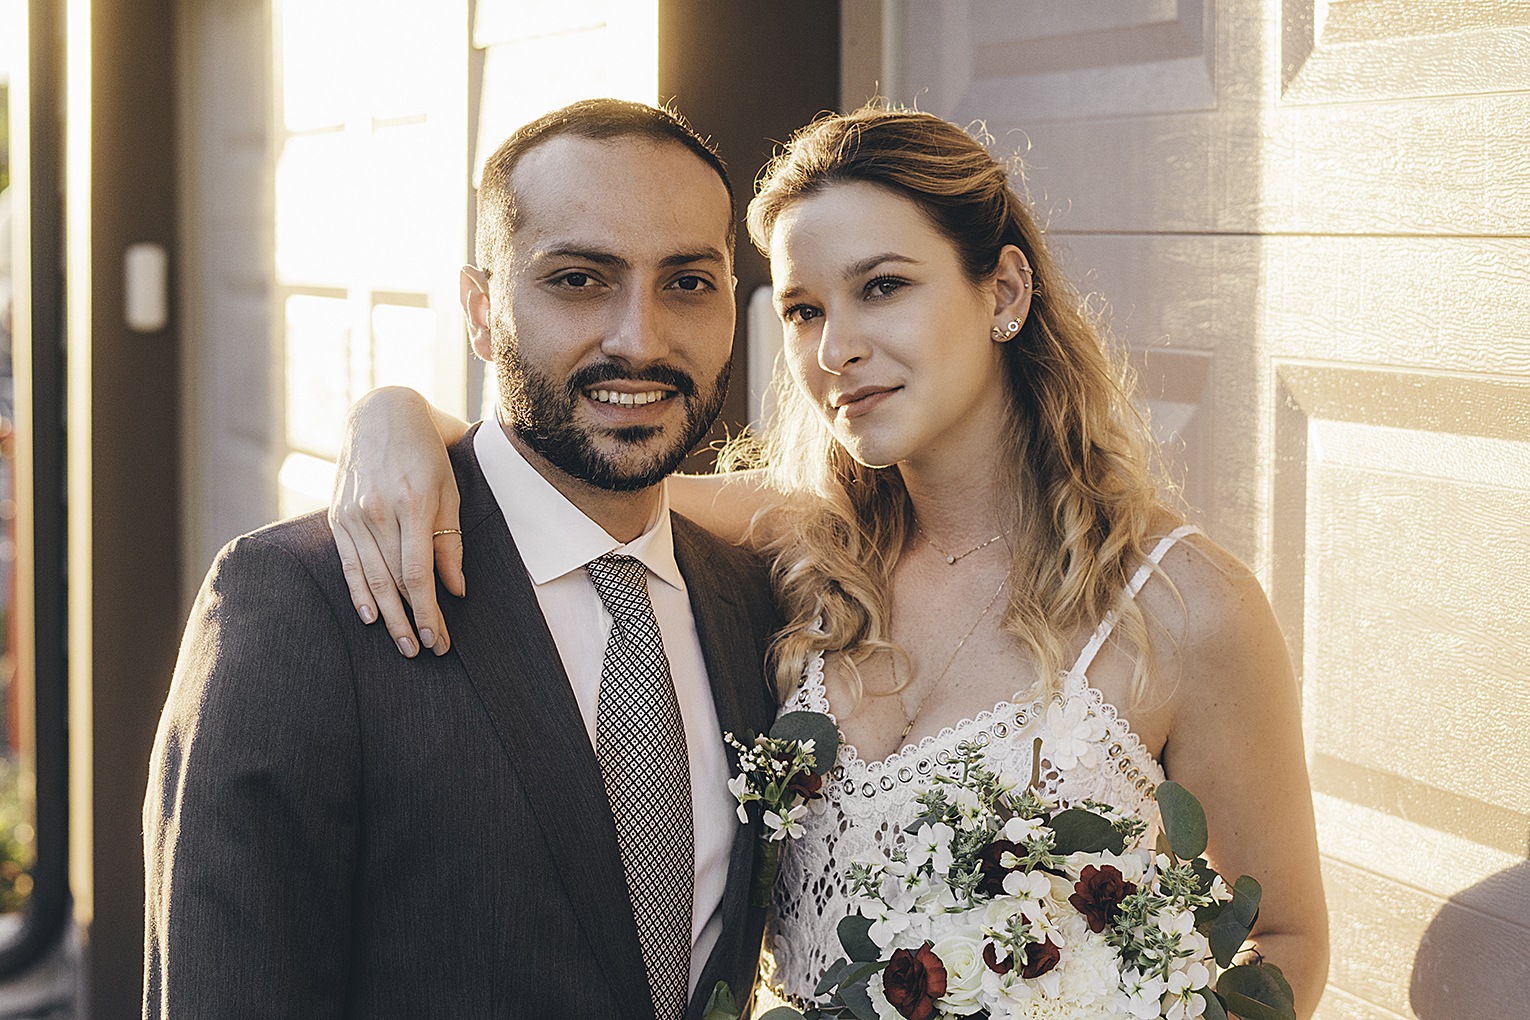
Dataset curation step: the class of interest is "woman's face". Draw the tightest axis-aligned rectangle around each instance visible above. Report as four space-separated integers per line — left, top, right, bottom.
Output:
768 181 1027 472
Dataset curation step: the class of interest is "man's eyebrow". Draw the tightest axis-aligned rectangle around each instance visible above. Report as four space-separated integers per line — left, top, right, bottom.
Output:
659 247 729 269
531 246 630 268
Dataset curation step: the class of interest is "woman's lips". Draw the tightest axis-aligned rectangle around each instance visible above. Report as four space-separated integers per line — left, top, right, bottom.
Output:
835 386 899 418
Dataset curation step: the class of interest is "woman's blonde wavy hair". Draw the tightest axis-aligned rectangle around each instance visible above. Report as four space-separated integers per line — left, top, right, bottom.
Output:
724 105 1175 709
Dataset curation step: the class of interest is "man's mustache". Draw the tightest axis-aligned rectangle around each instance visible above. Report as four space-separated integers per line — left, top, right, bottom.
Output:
565 362 698 400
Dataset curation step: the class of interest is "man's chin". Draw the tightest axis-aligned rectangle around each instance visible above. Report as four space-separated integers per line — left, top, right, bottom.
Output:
517 428 694 493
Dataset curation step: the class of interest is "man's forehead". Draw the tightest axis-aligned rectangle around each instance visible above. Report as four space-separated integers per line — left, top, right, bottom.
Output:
505 135 733 266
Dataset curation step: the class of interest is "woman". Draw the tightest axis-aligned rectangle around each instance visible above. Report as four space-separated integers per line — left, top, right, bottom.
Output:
330 107 1329 1014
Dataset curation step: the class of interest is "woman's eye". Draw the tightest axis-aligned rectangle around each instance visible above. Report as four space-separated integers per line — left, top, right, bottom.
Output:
866 276 906 298
782 304 822 325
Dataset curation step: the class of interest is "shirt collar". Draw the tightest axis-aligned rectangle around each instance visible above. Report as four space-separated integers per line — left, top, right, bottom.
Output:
473 415 686 594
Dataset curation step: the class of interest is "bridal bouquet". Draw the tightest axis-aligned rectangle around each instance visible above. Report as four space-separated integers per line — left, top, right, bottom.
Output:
756 739 1296 1020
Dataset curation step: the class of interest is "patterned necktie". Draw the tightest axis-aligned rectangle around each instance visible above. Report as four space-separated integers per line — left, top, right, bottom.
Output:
585 554 694 1020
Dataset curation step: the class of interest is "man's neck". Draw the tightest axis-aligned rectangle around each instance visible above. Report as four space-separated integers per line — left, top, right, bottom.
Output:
502 423 663 544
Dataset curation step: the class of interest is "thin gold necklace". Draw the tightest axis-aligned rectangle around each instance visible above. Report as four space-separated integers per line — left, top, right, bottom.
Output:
895 576 1008 740
915 518 1006 565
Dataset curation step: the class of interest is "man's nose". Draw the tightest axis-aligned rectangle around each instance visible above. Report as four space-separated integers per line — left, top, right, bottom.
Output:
601 287 669 367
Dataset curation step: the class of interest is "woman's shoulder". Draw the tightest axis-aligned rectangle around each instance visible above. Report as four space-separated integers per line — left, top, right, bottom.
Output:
1139 524 1292 695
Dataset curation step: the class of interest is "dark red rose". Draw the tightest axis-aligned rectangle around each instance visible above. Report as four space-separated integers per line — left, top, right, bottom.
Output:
982 941 1013 975
882 941 948 1020
977 838 1021 896
787 769 824 802
1020 937 1061 978
774 751 826 802
1069 864 1138 934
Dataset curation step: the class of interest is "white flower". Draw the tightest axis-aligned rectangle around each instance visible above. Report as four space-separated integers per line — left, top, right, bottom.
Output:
954 787 985 829
1164 967 1209 1020
1210 875 1232 902
726 774 752 822
1002 815 1045 842
995 770 1021 792
866 905 914 951
930 927 987 1014
865 970 904 1020
764 804 807 841
906 822 957 874
1123 968 1168 1019
1046 695 1106 770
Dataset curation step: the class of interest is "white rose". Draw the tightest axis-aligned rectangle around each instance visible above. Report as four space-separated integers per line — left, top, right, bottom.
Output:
927 926 986 1014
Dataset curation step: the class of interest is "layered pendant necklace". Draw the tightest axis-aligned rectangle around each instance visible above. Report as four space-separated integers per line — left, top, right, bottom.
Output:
915 519 1006 565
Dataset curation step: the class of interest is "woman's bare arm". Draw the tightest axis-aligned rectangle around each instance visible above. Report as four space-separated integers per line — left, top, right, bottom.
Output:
1155 538 1330 1018
330 387 469 656
329 387 785 657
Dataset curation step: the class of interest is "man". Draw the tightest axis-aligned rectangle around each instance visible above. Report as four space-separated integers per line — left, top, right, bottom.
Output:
144 99 780 1020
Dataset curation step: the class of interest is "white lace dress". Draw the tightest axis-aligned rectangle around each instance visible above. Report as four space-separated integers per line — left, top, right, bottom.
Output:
766 527 1197 1003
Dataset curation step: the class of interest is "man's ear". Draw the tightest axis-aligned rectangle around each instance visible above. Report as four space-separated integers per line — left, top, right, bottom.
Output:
460 266 493 362
991 245 1033 331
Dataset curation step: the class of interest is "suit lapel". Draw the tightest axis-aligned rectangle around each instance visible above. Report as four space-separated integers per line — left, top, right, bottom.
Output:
442 427 654 1020
672 518 773 1015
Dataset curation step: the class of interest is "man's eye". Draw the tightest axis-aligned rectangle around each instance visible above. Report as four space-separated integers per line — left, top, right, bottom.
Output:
560 272 592 288
671 275 713 292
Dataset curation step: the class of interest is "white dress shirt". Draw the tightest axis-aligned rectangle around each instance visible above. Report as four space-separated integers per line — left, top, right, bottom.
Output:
474 420 735 996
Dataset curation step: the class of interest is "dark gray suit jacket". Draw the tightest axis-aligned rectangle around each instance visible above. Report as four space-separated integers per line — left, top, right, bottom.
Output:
144 428 781 1019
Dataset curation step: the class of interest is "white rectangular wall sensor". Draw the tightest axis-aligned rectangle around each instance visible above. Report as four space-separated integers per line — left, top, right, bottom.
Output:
125 242 169 332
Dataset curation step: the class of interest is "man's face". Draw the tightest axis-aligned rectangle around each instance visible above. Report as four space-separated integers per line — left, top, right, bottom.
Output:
464 135 735 492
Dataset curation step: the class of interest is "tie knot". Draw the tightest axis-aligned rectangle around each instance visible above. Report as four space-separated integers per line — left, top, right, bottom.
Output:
585 554 650 614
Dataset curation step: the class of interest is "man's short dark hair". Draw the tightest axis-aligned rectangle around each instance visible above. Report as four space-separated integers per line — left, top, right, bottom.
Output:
475 98 736 272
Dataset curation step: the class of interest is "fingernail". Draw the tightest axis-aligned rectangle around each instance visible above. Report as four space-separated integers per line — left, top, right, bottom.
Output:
397 636 417 657
419 628 436 650
432 640 449 657
360 605 376 624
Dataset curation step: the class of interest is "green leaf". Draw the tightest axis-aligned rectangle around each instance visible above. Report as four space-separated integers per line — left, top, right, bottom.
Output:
771 711 842 775
1206 875 1262 967
758 1010 808 1020
837 912 880 962
1049 807 1126 854
1217 963 1295 1020
702 981 741 1020
1198 988 1230 1020
814 958 852 997
1155 781 1208 860
836 976 880 1020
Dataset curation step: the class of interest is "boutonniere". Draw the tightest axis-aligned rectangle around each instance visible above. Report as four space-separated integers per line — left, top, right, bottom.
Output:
725 710 842 908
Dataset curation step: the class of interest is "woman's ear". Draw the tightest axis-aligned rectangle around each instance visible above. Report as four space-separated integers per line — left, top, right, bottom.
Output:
990 245 1033 338
459 266 493 362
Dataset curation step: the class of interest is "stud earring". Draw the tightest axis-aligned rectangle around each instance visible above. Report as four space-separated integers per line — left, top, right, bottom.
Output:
991 319 1021 342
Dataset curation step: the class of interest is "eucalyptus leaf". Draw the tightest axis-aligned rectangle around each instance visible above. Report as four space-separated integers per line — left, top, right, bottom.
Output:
814 958 852 997
1049 807 1126 854
771 711 842 775
1206 875 1262 967
1156 781 1208 860
702 981 741 1020
1217 963 1296 1020
757 1010 808 1020
1198 988 1229 1020
838 913 881 963
837 976 879 1020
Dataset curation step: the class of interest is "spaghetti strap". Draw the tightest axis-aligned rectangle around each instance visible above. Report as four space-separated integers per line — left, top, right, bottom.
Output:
1067 524 1203 676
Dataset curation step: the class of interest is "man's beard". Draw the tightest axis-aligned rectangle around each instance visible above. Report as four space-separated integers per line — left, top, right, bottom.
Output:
495 339 730 492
